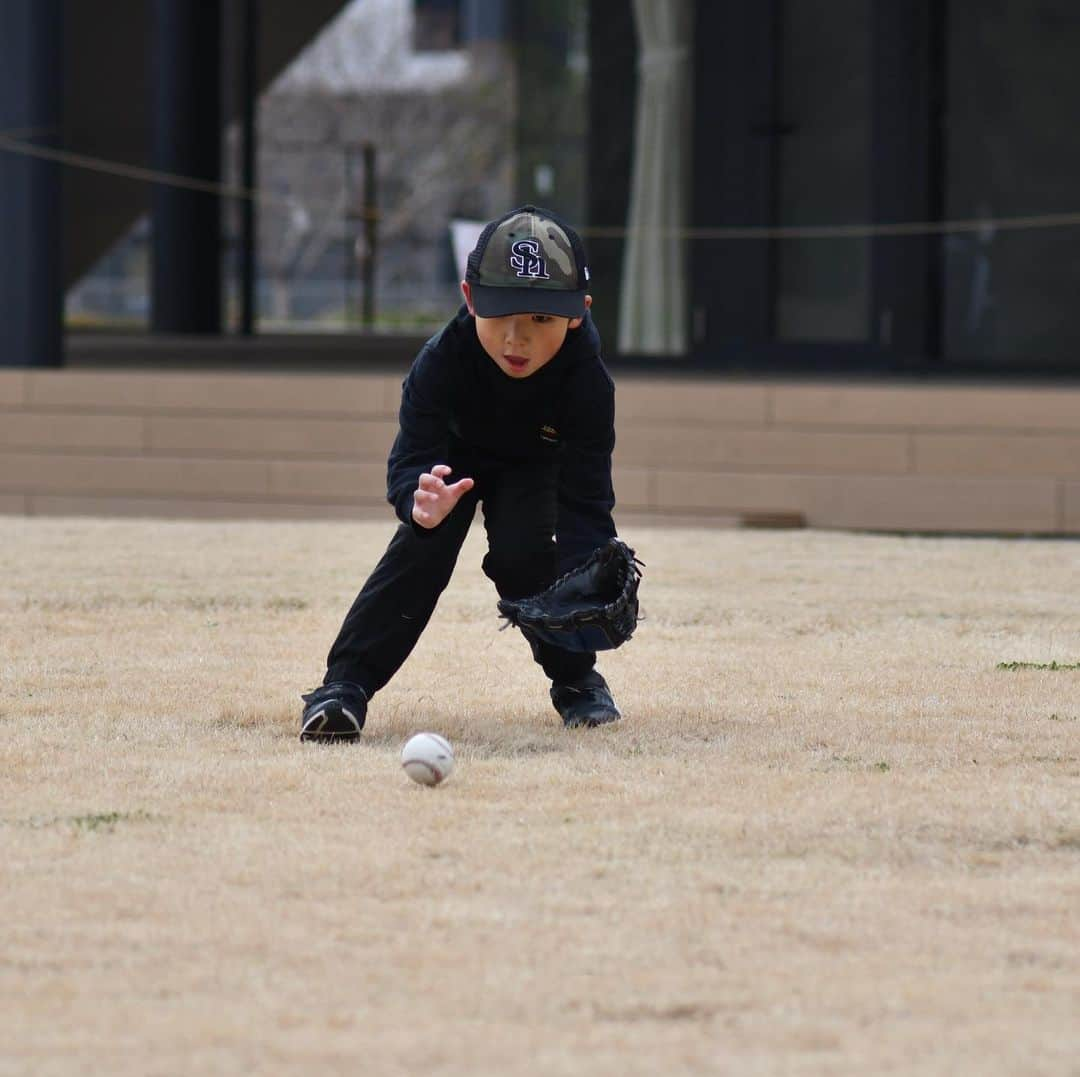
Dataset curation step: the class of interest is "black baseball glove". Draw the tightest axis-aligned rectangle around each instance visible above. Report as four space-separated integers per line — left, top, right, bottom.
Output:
497 538 644 652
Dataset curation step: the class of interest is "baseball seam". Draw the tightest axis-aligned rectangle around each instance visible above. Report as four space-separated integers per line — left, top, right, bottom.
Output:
403 759 444 784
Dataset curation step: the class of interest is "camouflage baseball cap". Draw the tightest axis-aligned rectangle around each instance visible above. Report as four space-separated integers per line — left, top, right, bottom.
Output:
465 204 591 318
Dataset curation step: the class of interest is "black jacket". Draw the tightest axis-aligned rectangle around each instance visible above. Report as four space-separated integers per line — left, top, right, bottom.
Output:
387 305 617 571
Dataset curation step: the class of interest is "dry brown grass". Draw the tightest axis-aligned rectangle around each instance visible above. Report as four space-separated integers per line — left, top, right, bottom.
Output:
1 516 1078 1076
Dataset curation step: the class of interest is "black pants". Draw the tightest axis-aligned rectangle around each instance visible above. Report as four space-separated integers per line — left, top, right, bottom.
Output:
324 460 596 696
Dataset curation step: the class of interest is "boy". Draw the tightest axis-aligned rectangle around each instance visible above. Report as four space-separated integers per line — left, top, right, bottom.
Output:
300 205 622 742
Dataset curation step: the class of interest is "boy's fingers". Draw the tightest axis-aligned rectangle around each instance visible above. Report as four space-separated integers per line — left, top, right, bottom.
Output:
415 469 471 525
412 497 439 522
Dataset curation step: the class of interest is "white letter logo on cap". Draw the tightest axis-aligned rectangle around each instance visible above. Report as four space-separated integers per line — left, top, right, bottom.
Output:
509 239 550 280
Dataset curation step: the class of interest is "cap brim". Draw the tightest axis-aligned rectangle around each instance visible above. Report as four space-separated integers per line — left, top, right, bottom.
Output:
470 284 586 319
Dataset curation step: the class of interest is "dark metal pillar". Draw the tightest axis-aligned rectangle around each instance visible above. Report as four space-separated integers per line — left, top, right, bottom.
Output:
344 143 377 328
238 0 257 336
360 143 378 328
151 0 223 333
0 0 63 367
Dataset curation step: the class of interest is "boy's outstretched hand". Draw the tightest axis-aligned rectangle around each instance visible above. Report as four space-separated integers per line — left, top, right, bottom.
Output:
411 464 475 529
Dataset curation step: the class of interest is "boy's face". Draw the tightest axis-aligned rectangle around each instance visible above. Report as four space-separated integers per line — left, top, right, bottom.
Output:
461 282 592 379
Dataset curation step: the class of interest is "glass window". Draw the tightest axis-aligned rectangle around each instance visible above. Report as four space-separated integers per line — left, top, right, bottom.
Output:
944 1 1080 366
64 0 591 338
65 218 151 331
775 0 871 342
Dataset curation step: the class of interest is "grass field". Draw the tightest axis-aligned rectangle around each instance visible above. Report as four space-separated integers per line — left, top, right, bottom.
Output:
2 516 1078 1076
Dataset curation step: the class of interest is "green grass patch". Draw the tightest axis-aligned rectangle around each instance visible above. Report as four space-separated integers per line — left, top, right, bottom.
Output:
265 596 310 612
68 811 148 832
7 810 162 833
996 660 1080 671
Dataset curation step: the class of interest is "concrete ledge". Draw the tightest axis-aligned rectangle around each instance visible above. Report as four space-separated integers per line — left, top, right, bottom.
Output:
773 383 1080 432
651 468 1062 532
654 470 808 516
912 433 1080 478
616 427 910 473
0 412 145 451
24 369 399 415
0 452 272 498
1065 482 1080 530
802 474 1060 534
267 459 387 500
25 495 389 520
610 467 652 512
0 370 28 406
617 381 770 425
145 415 400 458
3 369 1080 533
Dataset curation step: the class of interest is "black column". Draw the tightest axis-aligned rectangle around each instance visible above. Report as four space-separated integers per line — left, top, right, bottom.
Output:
151 0 223 333
0 0 63 367
237 0 257 336
870 0 946 357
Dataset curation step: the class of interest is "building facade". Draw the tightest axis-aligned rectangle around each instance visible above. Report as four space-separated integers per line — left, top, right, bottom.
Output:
5 0 1080 376
2 1 1080 532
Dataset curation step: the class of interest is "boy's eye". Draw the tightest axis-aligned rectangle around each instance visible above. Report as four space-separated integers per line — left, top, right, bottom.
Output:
532 315 553 324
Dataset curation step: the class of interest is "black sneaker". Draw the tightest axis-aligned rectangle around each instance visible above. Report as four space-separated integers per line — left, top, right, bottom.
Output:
299 681 368 743
550 671 621 728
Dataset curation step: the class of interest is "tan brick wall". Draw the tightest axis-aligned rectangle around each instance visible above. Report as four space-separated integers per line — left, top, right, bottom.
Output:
1 369 1078 533
0 371 28 406
1065 482 1080 530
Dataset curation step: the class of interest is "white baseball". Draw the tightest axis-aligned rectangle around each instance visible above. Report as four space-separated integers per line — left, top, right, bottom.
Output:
401 732 454 786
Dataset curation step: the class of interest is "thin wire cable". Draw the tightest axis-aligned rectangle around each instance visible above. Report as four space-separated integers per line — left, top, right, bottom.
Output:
5 129 1080 239
582 215 1080 239
0 130 379 221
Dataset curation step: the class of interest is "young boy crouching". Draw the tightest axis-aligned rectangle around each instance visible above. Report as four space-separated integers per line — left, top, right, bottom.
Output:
301 205 623 741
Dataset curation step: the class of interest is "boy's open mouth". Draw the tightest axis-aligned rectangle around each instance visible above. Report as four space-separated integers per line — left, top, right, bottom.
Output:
504 354 529 370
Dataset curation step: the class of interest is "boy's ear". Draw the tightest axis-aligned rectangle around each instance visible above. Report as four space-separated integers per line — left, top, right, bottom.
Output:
568 293 593 330
460 280 475 315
